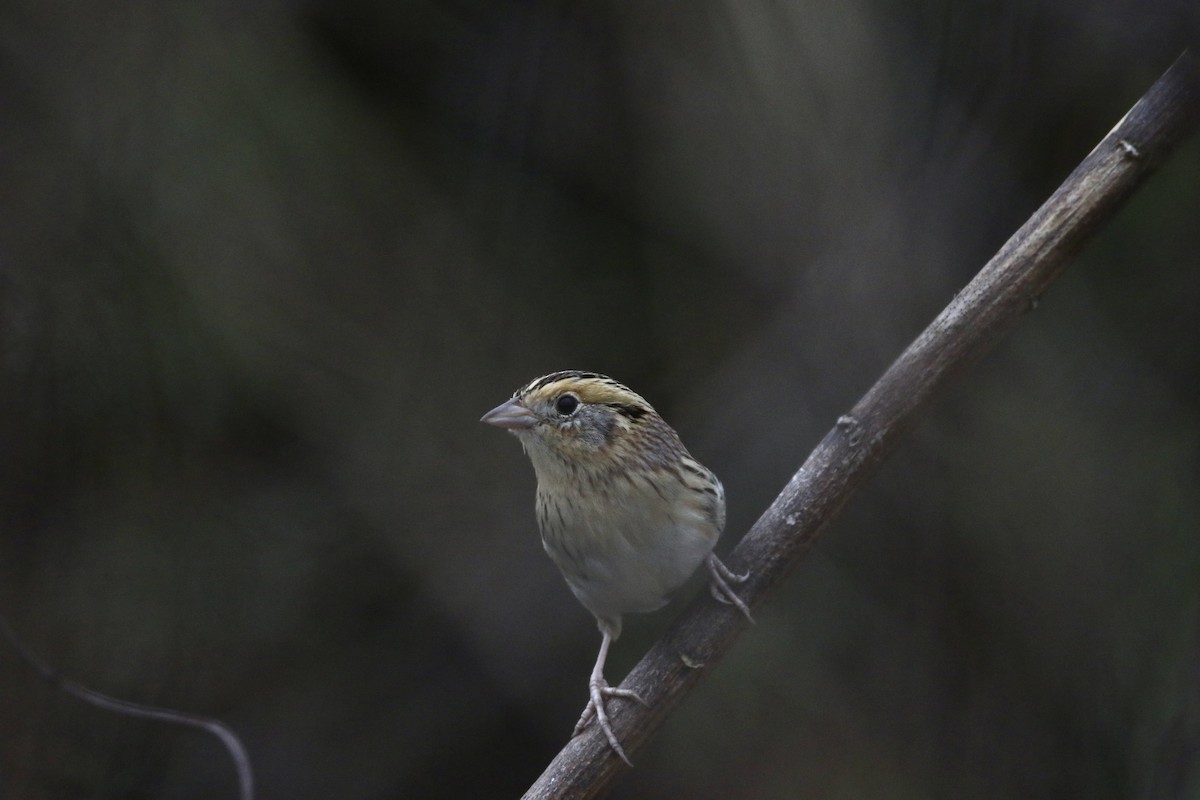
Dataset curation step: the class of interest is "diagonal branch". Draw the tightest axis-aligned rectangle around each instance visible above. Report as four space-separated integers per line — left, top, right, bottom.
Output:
523 50 1200 800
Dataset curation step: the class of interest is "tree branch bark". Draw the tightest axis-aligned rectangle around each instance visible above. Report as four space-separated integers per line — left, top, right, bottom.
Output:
523 50 1200 800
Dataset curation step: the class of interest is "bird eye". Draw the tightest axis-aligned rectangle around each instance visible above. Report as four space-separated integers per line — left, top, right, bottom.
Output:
555 394 580 416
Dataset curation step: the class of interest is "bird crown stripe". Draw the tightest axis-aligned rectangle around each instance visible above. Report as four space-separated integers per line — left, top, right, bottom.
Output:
520 371 643 398
518 370 603 396
515 371 649 409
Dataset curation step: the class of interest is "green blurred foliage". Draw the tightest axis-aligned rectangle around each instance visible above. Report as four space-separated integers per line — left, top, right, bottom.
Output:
0 0 1197 797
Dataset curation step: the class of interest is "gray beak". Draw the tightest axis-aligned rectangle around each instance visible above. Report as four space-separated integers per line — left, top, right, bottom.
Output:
481 398 537 429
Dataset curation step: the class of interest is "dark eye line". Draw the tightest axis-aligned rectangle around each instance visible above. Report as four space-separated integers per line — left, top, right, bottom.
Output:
607 403 648 420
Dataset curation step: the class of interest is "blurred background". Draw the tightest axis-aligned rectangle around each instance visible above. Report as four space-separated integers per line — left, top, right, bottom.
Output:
1 1 1198 798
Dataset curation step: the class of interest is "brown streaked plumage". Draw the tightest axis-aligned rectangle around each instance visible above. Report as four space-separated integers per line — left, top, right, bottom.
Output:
482 371 752 764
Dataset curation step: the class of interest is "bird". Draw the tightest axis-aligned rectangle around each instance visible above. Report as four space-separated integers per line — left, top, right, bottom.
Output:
481 370 752 763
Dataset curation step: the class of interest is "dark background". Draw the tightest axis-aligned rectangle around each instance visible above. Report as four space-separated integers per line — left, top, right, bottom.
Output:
1 1 1198 798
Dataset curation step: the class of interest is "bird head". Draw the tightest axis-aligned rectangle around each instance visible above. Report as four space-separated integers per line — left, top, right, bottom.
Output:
481 370 665 470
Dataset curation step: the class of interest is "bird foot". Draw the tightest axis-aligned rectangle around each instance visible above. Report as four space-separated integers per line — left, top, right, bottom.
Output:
707 554 754 623
572 678 647 765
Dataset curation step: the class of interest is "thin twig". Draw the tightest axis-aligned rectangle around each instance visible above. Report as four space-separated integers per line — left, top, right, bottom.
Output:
523 50 1200 800
0 612 255 800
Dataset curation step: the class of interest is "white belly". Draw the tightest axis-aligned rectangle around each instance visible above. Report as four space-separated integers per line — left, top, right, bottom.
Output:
536 470 721 627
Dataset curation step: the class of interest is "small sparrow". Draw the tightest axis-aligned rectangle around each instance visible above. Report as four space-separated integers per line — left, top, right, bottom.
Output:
482 370 752 763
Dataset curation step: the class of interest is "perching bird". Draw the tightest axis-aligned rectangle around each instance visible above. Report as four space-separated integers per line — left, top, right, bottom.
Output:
481 370 752 763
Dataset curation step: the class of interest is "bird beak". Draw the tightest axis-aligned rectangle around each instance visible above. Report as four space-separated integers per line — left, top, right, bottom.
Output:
481 398 537 430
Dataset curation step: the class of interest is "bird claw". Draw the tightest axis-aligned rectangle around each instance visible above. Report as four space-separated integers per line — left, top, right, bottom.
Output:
706 554 754 623
572 679 646 765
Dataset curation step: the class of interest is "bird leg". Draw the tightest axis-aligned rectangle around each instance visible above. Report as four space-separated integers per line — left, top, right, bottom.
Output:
572 628 646 765
707 553 754 622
